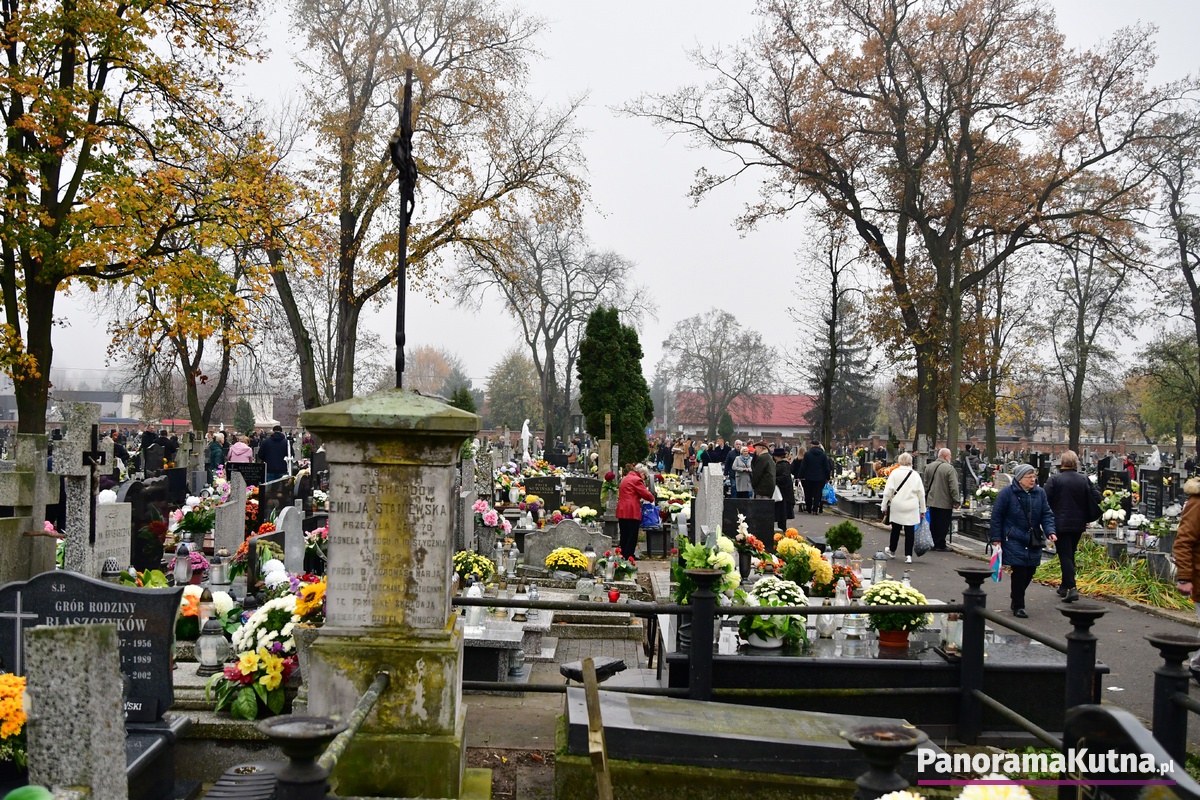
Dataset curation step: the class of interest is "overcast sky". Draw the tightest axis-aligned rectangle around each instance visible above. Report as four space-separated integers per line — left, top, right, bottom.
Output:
48 0 1200 392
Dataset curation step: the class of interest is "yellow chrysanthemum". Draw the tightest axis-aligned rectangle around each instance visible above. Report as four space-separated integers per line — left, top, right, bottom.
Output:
237 650 260 675
811 558 833 587
776 538 804 558
0 675 26 738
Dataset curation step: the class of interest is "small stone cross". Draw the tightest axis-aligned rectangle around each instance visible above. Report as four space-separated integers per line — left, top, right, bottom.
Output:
82 423 106 546
0 590 37 674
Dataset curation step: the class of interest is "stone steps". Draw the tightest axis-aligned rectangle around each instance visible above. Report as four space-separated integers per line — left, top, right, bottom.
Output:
552 618 643 641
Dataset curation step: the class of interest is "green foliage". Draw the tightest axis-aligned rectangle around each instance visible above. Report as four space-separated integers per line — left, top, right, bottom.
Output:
826 521 863 553
234 397 256 435
1034 539 1191 610
448 386 477 414
486 349 542 431
718 410 735 440
578 307 654 464
3 789 54 800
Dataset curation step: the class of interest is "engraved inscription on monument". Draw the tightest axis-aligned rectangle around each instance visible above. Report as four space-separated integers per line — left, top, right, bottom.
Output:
326 464 452 630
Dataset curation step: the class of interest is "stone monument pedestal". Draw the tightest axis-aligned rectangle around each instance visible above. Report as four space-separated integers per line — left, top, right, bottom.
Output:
301 390 479 799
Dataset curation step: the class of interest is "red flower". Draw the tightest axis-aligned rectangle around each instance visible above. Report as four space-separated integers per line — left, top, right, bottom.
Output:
628 557 635 564
604 551 611 557
614 547 622 555
147 521 168 542
605 472 616 481
670 548 678 555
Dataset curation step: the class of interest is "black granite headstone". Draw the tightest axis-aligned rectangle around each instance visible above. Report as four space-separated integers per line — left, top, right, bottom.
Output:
722 498 775 546
119 476 172 571
563 477 602 511
311 450 328 476
143 443 165 473
258 477 294 526
0 571 182 720
226 461 266 487
165 466 189 506
1101 469 1133 517
1141 468 1164 519
524 476 562 512
1061 705 1199 800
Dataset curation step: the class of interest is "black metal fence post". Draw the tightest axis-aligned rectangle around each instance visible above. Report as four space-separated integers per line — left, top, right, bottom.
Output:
957 566 992 744
1145 632 1200 765
685 568 723 701
1060 603 1105 710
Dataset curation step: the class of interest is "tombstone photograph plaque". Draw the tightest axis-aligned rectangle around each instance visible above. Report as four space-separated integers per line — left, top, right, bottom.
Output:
225 461 266 487
0 571 182 719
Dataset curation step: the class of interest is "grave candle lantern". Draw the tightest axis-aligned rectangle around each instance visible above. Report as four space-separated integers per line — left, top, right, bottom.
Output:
583 544 597 575
198 587 214 627
173 543 193 586
196 617 231 677
873 552 887 583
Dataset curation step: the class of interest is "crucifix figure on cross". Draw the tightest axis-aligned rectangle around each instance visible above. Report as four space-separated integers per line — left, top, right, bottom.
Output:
0 590 37 675
82 423 107 547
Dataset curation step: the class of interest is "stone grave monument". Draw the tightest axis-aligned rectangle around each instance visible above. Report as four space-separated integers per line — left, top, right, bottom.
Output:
225 460 265 488
563 476 602 511
301 390 480 798
0 434 59 584
25 623 128 799
524 519 613 571
0 570 182 718
690 465 725 544
52 402 132 577
277 503 305 574
118 474 171 571
214 471 247 557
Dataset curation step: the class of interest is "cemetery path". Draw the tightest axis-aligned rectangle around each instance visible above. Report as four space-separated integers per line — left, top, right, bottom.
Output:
805 510 1200 746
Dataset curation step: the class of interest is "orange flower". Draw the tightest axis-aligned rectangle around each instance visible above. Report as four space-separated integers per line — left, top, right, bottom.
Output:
258 522 276 534
180 595 199 618
773 532 783 542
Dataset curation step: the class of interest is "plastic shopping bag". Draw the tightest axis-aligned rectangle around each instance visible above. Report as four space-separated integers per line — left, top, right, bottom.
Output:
641 503 662 528
914 517 934 557
823 483 837 504
989 545 1003 582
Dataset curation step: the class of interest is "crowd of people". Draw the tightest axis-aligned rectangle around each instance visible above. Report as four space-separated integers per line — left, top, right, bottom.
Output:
88 424 296 481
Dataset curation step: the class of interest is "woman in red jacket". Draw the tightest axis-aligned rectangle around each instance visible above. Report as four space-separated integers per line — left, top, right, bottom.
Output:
617 464 655 558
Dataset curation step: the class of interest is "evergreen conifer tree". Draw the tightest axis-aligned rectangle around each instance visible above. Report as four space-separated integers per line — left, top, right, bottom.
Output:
578 308 654 464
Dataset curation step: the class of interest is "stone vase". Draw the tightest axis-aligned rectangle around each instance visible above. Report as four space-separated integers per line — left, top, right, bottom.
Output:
738 550 752 581
676 618 692 653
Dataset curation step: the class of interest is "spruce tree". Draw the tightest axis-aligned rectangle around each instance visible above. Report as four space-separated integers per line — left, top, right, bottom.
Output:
578 307 654 465
233 397 256 435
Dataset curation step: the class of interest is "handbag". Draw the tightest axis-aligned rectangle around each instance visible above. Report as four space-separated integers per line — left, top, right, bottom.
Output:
914 516 934 557
882 470 913 526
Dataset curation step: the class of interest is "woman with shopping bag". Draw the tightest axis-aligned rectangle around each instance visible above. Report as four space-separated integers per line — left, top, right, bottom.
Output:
989 464 1056 619
617 464 655 558
880 452 926 565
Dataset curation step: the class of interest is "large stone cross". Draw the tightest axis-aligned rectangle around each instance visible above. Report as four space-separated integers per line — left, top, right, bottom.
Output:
53 402 128 577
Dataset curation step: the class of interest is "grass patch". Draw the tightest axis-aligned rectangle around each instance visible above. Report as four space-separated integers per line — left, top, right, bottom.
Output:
1033 539 1193 611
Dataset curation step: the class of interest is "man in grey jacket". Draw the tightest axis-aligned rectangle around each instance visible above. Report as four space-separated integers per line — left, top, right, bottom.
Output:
923 448 961 551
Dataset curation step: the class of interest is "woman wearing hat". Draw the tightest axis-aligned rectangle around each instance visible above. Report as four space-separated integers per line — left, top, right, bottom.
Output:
1172 478 1200 616
989 464 1056 618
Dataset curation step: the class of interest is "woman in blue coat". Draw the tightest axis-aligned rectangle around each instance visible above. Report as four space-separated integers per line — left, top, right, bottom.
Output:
989 464 1057 618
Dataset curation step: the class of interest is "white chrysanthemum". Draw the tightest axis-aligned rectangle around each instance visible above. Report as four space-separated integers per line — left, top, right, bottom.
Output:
182 585 203 599
97 489 117 505
263 559 285 575
876 792 925 800
264 570 289 588
213 592 234 617
185 496 202 508
717 535 736 554
959 777 1032 800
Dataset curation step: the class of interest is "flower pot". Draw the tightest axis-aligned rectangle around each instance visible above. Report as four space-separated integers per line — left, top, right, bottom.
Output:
878 629 910 648
745 632 783 649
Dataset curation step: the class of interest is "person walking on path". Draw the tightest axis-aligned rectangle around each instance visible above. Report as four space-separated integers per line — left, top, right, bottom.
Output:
1173 478 1200 617
617 463 656 558
799 440 832 514
1045 450 1101 603
880 452 926 564
750 441 776 500
990 464 1056 619
923 448 961 551
257 425 290 483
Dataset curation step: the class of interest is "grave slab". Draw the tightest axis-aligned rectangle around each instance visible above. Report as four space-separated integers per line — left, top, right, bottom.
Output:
565 689 945 781
523 519 612 570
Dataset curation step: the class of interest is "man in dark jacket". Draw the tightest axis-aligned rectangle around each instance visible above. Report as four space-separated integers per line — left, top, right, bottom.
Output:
706 437 730 471
258 426 290 482
800 440 832 514
773 448 795 530
750 441 776 499
156 430 178 462
1044 450 1101 603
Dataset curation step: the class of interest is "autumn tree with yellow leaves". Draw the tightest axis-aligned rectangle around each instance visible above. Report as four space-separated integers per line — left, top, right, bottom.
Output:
0 0 279 433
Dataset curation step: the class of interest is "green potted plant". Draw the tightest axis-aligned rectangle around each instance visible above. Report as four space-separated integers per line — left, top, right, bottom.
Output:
862 580 930 647
826 520 863 553
735 576 808 648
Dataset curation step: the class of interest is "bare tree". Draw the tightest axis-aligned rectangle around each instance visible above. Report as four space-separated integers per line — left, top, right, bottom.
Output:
454 219 650 441
659 310 774 438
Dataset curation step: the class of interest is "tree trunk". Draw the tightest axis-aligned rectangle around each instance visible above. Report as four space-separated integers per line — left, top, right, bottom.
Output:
822 281 836 451
913 341 939 449
540 348 557 444
945 265 962 453
269 251 322 409
333 298 361 402
15 279 54 433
